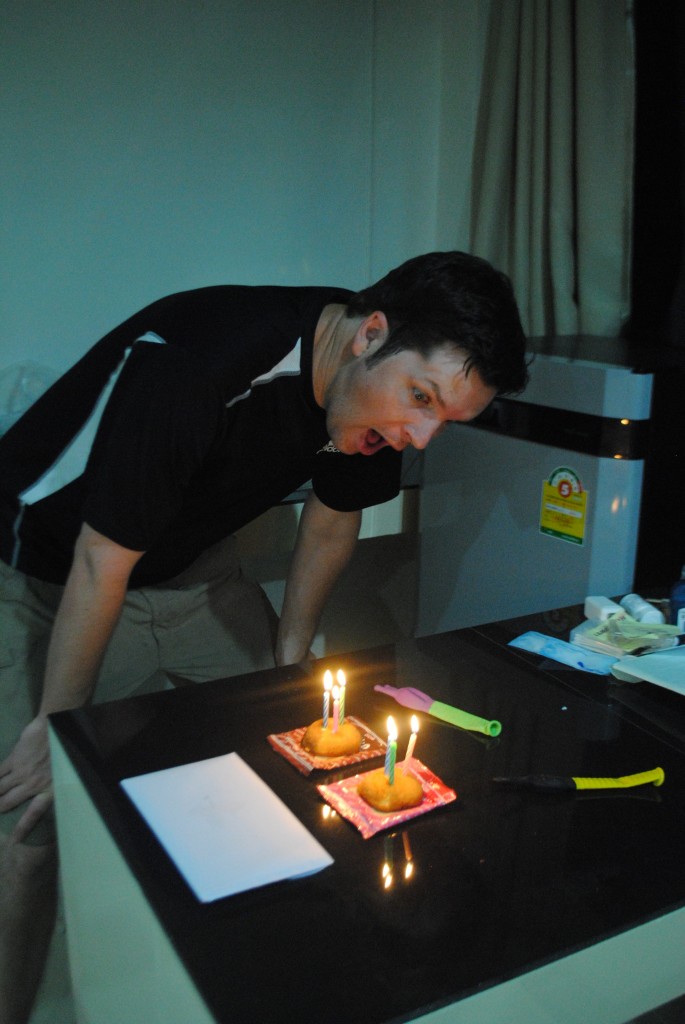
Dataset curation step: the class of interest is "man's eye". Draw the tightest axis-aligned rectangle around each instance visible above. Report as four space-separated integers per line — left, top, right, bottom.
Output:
413 388 430 405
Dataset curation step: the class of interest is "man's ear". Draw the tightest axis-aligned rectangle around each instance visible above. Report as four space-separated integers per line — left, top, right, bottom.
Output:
351 311 389 357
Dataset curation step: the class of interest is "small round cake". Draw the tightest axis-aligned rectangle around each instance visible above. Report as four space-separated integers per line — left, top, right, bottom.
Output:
357 767 423 813
301 719 362 757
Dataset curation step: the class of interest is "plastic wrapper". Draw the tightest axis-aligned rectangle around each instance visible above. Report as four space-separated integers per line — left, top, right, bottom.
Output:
318 759 457 838
508 631 617 674
600 612 680 653
267 716 385 776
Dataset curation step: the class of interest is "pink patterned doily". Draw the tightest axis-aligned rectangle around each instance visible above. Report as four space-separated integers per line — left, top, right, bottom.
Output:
318 759 457 838
267 716 386 776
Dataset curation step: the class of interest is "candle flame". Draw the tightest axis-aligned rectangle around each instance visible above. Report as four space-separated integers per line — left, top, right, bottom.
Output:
332 684 340 700
387 716 398 742
323 670 333 691
404 862 414 880
336 669 346 687
411 714 419 734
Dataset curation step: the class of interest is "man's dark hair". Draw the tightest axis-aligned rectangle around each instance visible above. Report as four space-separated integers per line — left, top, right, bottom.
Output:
346 251 529 395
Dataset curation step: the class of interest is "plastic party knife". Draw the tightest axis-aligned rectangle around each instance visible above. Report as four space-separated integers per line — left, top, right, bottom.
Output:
374 685 502 737
492 767 665 791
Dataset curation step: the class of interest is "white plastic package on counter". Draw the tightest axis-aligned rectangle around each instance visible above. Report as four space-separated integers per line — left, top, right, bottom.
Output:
508 631 618 675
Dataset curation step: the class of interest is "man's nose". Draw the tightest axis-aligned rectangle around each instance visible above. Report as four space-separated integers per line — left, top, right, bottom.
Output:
406 419 444 450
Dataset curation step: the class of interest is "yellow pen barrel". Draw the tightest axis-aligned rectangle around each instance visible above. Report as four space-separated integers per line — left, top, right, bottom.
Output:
572 767 665 790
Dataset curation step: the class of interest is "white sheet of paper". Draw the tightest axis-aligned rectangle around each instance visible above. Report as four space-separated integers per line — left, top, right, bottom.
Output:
121 752 333 902
611 647 685 694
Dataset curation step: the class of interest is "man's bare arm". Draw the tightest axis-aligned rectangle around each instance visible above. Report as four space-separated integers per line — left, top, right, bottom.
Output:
0 524 144 834
276 492 361 666
39 524 144 714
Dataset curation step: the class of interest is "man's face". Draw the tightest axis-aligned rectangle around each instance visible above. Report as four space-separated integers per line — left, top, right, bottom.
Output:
323 338 496 457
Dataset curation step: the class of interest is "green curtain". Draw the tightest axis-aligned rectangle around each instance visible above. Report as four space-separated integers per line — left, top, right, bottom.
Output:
467 0 634 337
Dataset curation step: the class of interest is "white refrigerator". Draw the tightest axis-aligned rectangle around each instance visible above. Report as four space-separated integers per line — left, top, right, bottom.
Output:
416 337 653 635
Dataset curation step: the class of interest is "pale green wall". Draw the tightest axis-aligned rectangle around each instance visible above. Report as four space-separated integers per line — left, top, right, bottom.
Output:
1 0 374 371
371 0 488 272
1 0 484 374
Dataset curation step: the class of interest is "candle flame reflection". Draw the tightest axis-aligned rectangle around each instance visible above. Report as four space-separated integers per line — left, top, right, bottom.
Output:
379 832 416 891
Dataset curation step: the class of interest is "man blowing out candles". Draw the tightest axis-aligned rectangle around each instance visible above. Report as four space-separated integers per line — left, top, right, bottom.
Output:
0 250 528 842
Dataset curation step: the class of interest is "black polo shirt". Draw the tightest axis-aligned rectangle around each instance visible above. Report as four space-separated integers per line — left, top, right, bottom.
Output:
0 286 401 586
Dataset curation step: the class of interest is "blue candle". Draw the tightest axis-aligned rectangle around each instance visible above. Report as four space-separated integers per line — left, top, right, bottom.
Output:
384 716 397 785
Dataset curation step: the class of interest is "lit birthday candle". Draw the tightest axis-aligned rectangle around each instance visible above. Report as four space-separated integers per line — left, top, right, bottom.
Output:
384 716 398 785
402 715 419 773
336 669 346 724
332 684 340 733
322 671 333 729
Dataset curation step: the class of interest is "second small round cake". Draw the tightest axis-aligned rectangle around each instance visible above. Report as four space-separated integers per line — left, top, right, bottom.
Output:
301 719 362 757
357 767 423 812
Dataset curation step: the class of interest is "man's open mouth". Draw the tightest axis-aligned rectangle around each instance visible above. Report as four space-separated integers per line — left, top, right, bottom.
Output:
359 428 388 455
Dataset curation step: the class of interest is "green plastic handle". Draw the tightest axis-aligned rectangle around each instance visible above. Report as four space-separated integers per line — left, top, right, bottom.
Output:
429 700 502 737
572 767 665 790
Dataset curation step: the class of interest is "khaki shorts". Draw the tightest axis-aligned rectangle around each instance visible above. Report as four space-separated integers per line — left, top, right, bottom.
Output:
0 536 278 840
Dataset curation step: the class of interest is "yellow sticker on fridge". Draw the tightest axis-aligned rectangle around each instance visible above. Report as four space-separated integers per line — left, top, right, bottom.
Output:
539 467 587 545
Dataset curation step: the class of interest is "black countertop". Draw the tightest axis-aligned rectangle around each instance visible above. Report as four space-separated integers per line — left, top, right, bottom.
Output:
50 604 685 1024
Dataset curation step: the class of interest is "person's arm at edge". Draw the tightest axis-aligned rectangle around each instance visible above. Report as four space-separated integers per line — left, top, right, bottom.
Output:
275 491 361 666
0 523 144 838
39 523 144 715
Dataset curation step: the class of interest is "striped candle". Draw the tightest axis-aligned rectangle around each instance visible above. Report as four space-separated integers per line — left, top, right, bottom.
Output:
322 670 333 729
332 685 340 733
336 669 346 723
384 716 398 785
